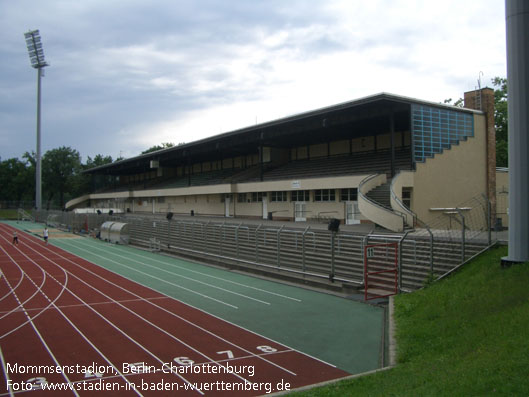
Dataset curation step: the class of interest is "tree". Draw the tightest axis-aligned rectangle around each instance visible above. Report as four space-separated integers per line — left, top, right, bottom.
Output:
0 157 33 204
74 154 115 196
42 146 82 209
443 98 464 107
86 154 114 168
492 77 508 167
141 142 175 154
445 78 508 167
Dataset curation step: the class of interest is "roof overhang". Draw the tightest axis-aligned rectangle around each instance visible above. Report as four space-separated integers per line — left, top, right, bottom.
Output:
85 92 481 176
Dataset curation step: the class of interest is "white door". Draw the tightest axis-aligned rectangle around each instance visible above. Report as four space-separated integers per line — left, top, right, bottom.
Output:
294 202 306 222
262 197 268 219
225 196 231 217
346 201 360 225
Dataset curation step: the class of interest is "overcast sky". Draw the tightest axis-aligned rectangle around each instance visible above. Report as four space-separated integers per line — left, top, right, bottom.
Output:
0 0 506 163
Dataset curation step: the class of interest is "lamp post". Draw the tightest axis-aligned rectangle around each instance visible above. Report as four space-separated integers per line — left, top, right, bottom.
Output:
24 29 49 211
502 0 529 266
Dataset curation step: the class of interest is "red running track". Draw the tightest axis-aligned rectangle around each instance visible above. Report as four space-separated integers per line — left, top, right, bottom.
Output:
0 224 348 396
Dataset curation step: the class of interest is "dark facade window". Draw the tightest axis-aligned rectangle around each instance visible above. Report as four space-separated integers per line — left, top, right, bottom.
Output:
402 187 412 209
270 191 287 202
251 192 266 202
315 189 335 202
340 188 358 201
291 190 310 202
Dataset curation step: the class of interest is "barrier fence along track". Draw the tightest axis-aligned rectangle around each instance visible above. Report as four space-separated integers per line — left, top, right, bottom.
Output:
33 201 495 292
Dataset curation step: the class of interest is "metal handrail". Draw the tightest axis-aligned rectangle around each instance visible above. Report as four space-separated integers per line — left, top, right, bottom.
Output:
390 170 417 226
358 173 407 228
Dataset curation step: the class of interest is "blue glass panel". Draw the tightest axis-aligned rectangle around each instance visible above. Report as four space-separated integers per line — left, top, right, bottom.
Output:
411 105 474 162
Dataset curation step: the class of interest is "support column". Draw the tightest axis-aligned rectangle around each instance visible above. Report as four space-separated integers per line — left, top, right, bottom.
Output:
464 87 497 236
502 0 529 265
187 156 192 187
35 68 43 210
390 112 395 177
259 144 263 181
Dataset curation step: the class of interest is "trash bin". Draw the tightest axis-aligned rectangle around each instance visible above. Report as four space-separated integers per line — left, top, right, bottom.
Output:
495 217 503 231
328 218 340 232
190 210 195 216
267 212 273 220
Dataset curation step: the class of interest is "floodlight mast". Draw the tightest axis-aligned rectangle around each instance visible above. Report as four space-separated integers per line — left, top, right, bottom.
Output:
502 0 529 265
24 29 49 211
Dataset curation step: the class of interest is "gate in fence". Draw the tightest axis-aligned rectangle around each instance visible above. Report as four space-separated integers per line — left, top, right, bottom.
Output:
363 242 399 300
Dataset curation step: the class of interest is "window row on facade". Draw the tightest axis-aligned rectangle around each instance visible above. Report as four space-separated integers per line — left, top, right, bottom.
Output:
234 188 358 203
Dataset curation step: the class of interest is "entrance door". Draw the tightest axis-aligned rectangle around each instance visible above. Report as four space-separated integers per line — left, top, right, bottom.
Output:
225 195 231 217
262 197 268 219
294 202 306 222
346 201 360 225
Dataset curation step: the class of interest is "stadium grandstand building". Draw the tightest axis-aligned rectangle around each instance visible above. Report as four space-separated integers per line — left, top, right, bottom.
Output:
67 88 496 232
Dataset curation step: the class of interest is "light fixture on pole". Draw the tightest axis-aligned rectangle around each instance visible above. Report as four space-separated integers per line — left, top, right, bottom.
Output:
24 29 49 211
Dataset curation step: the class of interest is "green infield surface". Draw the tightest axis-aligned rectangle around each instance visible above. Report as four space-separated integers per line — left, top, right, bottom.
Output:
6 221 385 376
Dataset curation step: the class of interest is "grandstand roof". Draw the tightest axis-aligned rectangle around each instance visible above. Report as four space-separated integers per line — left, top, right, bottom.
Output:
85 92 481 176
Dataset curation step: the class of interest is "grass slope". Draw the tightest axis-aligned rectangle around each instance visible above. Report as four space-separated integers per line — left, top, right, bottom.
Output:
0 209 18 220
293 245 529 396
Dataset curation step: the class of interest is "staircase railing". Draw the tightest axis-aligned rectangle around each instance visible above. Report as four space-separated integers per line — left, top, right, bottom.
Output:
358 174 405 232
17 208 34 222
390 171 416 227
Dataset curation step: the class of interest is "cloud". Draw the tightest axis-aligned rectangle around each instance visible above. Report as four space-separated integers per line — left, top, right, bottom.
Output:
0 0 506 162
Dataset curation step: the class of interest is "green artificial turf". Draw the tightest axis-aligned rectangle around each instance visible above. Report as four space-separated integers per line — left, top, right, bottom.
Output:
292 245 529 396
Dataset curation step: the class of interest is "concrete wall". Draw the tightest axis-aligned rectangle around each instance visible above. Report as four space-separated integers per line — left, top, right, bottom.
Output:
83 173 371 222
412 113 488 226
496 169 509 228
358 174 404 232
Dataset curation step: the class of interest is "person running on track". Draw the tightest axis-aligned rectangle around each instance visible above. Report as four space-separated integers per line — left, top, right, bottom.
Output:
43 227 49 245
12 231 18 245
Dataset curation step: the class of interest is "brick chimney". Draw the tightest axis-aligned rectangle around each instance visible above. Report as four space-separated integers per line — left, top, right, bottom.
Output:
464 87 496 222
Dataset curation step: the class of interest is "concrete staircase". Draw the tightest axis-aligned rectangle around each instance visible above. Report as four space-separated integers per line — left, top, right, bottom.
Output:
365 181 392 209
362 178 414 230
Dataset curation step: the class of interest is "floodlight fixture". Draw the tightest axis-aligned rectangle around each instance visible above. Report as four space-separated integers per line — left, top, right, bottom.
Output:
24 29 49 211
24 30 49 69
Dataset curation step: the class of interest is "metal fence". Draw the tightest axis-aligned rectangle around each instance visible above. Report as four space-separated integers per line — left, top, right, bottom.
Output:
32 193 498 292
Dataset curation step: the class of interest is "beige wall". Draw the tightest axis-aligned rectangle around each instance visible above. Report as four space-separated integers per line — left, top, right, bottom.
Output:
234 200 263 218
330 140 350 155
412 114 488 225
496 170 509 228
496 170 509 191
235 174 366 193
352 136 375 152
288 133 410 161
377 134 391 149
76 172 371 221
310 143 327 158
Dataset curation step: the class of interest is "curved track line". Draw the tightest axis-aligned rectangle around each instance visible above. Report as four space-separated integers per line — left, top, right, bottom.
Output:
0 257 80 397
0 262 49 321
0 264 24 303
0 344 15 397
1 237 146 396
0 242 69 339
9 236 204 396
